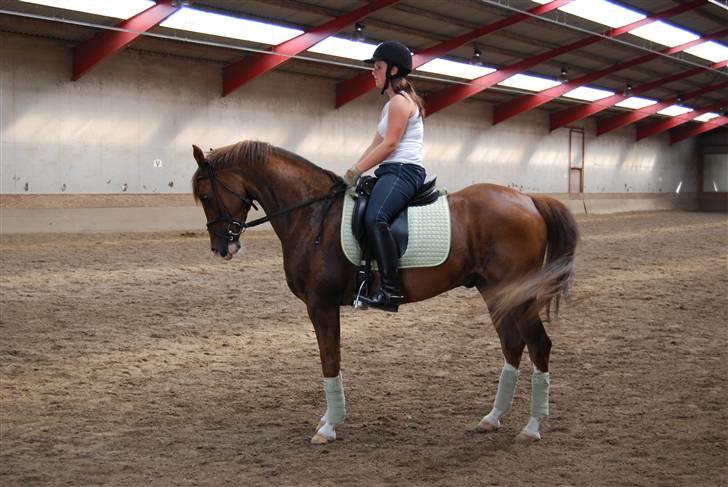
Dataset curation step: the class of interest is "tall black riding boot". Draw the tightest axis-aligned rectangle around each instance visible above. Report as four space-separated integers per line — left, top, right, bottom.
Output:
360 222 403 312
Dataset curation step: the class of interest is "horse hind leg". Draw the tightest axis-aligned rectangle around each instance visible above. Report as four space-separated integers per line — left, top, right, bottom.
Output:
514 309 552 443
476 297 526 434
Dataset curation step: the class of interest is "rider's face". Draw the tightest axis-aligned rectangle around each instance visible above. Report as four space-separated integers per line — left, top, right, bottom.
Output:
372 61 387 89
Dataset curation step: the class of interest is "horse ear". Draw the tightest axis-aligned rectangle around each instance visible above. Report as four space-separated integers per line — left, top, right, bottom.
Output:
192 145 206 167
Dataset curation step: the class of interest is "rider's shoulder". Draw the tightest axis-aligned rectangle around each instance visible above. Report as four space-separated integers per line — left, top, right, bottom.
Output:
389 93 413 113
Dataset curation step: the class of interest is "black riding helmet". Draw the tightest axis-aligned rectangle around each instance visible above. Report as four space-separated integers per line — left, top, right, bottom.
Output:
364 41 412 94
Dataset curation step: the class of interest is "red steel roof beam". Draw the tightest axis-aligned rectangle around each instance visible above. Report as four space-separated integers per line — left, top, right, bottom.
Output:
492 26 727 125
72 0 178 81
637 100 727 140
424 0 707 118
597 79 728 135
334 0 573 108
550 59 728 131
670 116 728 144
223 0 399 96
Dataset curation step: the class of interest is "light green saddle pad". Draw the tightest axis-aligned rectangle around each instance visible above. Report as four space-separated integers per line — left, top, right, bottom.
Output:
340 189 452 268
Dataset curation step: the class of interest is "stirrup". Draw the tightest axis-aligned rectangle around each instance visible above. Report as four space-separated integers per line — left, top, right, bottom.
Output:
358 290 402 312
352 279 369 310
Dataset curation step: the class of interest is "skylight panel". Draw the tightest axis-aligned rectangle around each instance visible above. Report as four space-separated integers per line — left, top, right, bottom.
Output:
530 0 645 28
563 86 614 101
559 0 645 28
684 41 728 63
160 8 302 45
308 38 377 61
693 112 720 122
19 0 155 19
708 0 728 12
417 59 495 80
497 73 561 91
615 97 658 110
628 21 699 48
531 0 726 63
658 105 693 117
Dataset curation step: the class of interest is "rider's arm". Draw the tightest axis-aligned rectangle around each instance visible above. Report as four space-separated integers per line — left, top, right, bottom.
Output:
358 133 383 162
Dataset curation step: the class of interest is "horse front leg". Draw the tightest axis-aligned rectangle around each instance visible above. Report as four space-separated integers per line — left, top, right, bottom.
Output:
306 301 346 444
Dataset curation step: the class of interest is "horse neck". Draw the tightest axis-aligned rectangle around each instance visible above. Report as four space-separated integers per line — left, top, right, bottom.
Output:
241 151 336 242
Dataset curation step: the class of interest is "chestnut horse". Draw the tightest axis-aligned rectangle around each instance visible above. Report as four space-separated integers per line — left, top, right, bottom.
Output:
191 141 578 444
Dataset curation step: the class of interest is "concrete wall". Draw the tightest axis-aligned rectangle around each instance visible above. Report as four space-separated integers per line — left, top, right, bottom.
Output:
697 135 728 211
703 153 728 192
0 32 705 232
1 32 699 195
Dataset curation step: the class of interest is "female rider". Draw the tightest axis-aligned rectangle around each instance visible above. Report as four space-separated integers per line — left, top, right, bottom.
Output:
342 41 426 312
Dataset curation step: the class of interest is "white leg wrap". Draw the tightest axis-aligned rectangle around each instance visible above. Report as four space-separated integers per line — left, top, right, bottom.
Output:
530 368 550 419
323 373 346 426
522 368 550 439
483 363 519 427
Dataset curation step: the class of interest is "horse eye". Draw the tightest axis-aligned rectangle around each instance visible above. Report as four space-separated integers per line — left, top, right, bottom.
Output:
201 195 210 206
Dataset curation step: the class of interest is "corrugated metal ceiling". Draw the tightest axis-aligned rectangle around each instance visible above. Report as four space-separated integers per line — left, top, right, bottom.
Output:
0 0 725 123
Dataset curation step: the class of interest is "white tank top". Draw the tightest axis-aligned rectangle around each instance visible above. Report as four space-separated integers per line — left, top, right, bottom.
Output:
376 94 424 167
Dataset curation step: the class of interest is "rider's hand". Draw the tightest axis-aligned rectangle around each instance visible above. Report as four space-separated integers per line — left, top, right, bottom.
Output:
343 164 362 188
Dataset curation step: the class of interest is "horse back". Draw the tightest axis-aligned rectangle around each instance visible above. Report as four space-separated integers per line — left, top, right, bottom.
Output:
449 183 545 228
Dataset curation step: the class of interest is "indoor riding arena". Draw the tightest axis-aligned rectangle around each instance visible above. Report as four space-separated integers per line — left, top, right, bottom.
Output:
1 1 727 486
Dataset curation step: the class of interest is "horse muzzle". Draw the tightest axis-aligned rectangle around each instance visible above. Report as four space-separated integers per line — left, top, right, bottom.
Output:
212 239 241 260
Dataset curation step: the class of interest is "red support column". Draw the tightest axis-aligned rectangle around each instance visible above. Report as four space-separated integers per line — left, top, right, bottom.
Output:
423 0 707 117
334 0 572 108
72 0 178 81
492 27 727 125
223 0 399 97
637 100 727 140
597 80 728 136
670 116 728 144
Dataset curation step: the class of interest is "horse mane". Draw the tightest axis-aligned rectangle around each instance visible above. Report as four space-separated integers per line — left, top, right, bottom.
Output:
206 140 272 169
192 140 342 202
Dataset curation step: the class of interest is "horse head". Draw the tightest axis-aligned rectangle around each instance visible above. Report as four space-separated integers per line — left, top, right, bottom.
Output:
191 144 256 260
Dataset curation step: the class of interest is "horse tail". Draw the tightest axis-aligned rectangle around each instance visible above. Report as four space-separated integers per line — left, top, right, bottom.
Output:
490 196 579 325
532 196 579 317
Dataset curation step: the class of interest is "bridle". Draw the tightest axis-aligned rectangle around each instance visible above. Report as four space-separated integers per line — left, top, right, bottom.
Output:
198 163 258 242
198 163 347 244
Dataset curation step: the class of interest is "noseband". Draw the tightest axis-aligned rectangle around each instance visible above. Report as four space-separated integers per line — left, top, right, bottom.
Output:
198 164 347 245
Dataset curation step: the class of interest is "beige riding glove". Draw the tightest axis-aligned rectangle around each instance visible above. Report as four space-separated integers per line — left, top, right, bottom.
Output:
343 165 362 188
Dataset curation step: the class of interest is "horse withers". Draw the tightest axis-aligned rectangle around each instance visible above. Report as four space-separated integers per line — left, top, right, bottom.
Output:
191 141 578 444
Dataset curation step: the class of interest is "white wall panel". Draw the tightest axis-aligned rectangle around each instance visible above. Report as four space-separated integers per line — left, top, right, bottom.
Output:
704 153 728 192
1 33 698 196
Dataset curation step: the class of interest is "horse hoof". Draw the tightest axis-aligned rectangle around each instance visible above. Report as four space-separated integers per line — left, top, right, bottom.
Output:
310 432 334 445
315 419 325 432
475 418 499 433
515 431 540 443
